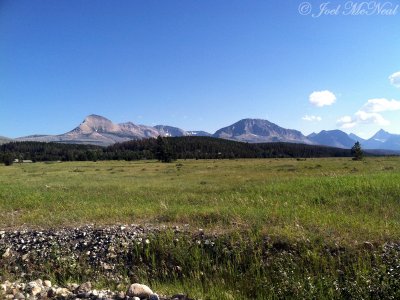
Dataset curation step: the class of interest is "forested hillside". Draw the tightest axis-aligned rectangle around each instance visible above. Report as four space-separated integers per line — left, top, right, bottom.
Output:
0 136 352 164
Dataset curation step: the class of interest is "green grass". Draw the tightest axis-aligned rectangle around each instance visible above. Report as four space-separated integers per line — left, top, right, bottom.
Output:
1 157 400 243
1 158 400 299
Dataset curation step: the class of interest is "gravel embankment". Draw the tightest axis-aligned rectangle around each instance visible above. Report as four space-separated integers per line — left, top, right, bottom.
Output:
0 279 195 299
0 225 200 300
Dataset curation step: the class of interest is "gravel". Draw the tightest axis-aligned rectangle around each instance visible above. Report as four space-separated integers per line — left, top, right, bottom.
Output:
0 279 193 299
0 225 199 300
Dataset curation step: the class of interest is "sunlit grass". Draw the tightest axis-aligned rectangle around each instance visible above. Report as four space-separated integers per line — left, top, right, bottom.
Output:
1 157 399 244
1 158 400 298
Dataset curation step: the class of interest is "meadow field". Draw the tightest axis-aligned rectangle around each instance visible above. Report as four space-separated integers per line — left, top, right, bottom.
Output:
1 157 400 243
1 158 400 299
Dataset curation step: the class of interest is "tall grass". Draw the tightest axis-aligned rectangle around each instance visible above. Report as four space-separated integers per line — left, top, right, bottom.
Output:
1 158 399 243
1 158 400 298
1 229 399 299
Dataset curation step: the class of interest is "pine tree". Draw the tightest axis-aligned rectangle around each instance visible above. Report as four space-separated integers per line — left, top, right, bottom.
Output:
351 141 363 161
3 153 14 166
155 136 176 163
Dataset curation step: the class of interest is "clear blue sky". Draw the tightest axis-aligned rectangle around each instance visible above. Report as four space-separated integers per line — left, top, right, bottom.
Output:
1 0 400 138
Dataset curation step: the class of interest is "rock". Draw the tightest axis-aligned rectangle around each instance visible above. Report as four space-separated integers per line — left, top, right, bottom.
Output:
68 283 79 291
76 281 92 293
14 292 25 299
127 283 153 298
55 287 71 298
98 291 105 298
116 291 125 299
77 292 91 298
34 279 42 287
43 280 52 288
47 287 56 297
2 248 11 258
101 262 113 270
149 293 160 300
30 286 42 296
27 281 38 289
363 241 374 250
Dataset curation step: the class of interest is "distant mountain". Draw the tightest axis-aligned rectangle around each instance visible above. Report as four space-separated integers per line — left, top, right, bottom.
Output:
363 129 400 151
153 126 213 137
307 132 317 139
348 133 366 143
17 115 160 146
16 115 209 146
213 119 312 144
371 129 392 142
308 129 400 151
154 126 213 137
11 114 400 151
154 125 188 137
382 135 400 151
308 130 356 149
0 136 12 145
187 131 212 137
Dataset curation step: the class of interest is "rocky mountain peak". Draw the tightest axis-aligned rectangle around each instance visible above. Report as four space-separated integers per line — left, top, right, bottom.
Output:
77 114 119 134
307 130 356 149
213 118 310 143
12 114 399 151
371 129 391 141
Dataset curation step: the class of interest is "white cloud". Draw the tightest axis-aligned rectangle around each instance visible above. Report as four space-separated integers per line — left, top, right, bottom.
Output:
361 98 400 113
336 72 400 130
389 71 400 88
341 122 357 129
337 112 389 128
337 116 357 128
302 115 322 122
337 116 352 123
309 90 336 107
354 111 390 126
336 116 357 128
337 99 394 129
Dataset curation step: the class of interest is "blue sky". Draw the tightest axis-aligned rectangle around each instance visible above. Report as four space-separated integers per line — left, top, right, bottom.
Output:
1 0 400 138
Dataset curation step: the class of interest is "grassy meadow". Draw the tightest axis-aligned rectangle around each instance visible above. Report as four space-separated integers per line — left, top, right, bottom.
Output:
1 158 400 299
1 157 400 243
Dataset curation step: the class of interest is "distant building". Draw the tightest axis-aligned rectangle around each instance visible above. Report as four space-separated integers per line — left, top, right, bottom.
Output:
13 159 33 163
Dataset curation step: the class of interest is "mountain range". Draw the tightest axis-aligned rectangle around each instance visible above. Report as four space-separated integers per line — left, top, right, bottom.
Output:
307 129 400 151
12 115 213 147
0 136 12 145
2 114 400 151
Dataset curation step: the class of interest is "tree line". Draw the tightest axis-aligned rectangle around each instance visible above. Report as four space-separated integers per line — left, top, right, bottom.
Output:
0 136 353 165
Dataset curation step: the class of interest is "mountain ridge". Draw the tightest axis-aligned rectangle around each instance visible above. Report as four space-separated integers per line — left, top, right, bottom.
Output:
213 118 313 144
307 130 356 149
362 129 400 150
10 114 400 151
0 136 12 145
